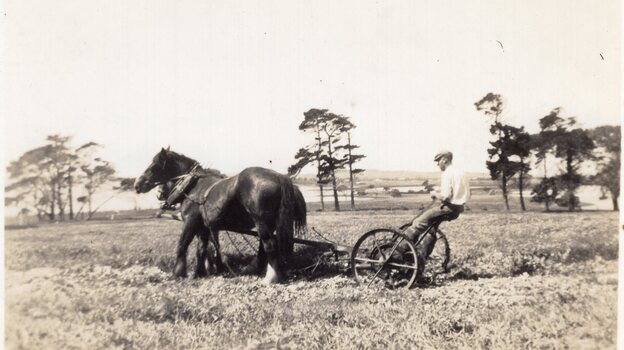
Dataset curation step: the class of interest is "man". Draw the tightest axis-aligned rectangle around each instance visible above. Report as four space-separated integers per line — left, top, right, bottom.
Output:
403 150 470 280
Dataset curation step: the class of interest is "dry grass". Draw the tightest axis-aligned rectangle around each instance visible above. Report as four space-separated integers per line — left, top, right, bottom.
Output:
5 211 618 349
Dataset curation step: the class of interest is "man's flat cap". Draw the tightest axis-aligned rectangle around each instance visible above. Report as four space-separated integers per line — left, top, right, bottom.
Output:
434 150 453 162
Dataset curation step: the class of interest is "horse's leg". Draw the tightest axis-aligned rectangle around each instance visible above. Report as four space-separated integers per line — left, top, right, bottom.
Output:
173 215 200 278
194 231 209 278
209 230 225 274
241 239 266 275
257 222 282 284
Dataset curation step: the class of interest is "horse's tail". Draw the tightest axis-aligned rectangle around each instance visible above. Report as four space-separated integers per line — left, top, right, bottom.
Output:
275 176 306 257
293 185 307 236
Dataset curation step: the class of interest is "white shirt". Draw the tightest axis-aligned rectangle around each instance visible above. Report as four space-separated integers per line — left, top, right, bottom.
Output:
439 164 470 205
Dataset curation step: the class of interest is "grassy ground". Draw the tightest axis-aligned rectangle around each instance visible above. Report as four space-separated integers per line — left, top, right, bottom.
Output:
5 210 618 349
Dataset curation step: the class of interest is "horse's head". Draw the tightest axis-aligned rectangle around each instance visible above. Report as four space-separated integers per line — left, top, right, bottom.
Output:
157 181 174 201
134 147 177 193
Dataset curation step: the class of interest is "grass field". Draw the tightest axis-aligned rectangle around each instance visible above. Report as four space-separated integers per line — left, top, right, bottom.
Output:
5 210 619 349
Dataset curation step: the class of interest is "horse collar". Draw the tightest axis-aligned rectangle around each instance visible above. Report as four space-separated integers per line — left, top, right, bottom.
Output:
165 167 201 206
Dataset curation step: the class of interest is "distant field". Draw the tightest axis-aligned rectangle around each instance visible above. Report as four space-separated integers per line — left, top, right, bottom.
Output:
6 185 611 228
5 210 618 349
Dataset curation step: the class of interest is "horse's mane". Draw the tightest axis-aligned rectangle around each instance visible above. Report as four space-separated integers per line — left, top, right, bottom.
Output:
166 149 227 179
196 167 227 179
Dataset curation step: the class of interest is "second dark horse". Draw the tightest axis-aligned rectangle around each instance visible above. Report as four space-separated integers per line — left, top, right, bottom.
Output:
134 148 307 284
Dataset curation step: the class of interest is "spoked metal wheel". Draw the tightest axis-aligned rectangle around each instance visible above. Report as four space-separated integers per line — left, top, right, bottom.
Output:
350 229 419 289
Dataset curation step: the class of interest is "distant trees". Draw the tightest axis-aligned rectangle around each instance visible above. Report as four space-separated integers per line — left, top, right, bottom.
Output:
335 119 366 210
475 94 614 212
531 109 560 211
514 129 532 211
289 109 365 211
290 108 331 210
5 146 54 220
530 177 558 210
475 93 530 211
530 109 595 212
552 121 594 212
82 162 116 219
422 180 434 193
318 112 347 211
588 125 620 211
5 135 117 221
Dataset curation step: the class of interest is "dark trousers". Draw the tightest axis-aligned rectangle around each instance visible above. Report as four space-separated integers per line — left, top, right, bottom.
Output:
404 203 463 277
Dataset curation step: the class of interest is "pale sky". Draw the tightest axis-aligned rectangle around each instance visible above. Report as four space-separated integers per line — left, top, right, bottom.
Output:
3 0 621 177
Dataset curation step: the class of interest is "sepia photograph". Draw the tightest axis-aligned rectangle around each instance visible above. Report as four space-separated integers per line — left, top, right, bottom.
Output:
3 1 621 349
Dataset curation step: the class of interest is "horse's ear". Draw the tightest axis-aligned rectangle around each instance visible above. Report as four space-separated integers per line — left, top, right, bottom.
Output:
158 148 168 161
166 145 170 151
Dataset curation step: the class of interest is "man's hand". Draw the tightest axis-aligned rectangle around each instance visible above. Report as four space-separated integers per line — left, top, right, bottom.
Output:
429 190 440 200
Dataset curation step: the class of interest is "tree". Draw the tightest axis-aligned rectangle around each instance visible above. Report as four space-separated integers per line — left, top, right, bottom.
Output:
4 175 47 220
531 177 558 209
475 93 525 211
422 180 434 193
115 177 137 192
6 144 57 220
485 124 525 210
555 128 594 211
288 147 315 178
81 159 116 219
46 135 74 221
531 109 564 211
535 110 595 211
297 109 331 210
318 112 349 211
335 116 366 210
474 92 504 123
588 125 620 210
6 136 116 221
292 109 366 211
62 141 99 220
512 127 532 211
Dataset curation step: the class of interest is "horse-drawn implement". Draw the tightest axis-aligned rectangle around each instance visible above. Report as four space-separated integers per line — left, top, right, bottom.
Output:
140 148 450 289
157 211 451 289
235 223 450 289
157 199 451 289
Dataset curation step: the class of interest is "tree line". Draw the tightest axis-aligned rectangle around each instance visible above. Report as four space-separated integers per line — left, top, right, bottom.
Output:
6 102 617 219
475 93 620 211
5 135 134 221
288 109 366 211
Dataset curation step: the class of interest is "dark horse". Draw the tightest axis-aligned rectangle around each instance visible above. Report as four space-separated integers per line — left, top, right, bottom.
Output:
134 148 307 284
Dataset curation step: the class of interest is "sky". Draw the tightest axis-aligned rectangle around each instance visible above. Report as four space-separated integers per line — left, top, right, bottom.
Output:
3 0 621 178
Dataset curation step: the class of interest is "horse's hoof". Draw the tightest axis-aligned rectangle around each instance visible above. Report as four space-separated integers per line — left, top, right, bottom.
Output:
262 263 281 284
173 264 188 278
262 275 280 285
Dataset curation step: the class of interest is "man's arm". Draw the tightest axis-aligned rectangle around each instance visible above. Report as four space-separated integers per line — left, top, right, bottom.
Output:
431 173 452 203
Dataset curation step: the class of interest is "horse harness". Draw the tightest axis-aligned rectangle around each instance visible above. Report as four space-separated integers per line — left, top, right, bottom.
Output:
161 164 225 209
163 164 203 207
